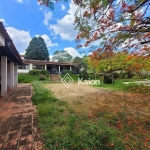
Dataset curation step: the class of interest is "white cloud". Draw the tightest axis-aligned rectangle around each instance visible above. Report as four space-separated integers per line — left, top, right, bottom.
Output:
36 34 58 47
0 18 8 26
39 7 43 11
5 26 57 54
49 55 53 61
61 4 66 10
43 11 52 26
6 27 31 53
20 51 26 55
0 18 6 23
15 0 24 3
88 52 92 55
49 2 78 41
15 0 30 3
64 47 82 58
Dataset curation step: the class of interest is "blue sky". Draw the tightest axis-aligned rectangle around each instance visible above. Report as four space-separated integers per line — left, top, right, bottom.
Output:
0 0 87 59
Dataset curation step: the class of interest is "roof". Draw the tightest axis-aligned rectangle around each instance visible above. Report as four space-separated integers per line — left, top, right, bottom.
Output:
0 22 23 65
23 59 74 66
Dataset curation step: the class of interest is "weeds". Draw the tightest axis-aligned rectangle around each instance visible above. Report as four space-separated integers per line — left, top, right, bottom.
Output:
31 81 57 104
32 82 125 150
18 74 49 83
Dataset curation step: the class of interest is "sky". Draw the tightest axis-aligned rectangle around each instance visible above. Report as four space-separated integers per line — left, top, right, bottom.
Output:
0 0 87 60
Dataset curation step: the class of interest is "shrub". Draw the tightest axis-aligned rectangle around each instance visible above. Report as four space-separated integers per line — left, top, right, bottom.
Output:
40 70 49 76
28 70 49 76
62 70 73 74
103 74 114 84
79 70 89 80
28 70 39 75
88 73 96 80
39 75 46 80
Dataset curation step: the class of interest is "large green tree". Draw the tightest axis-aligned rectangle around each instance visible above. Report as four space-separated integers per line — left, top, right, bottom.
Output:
52 50 72 62
25 37 49 61
73 57 83 67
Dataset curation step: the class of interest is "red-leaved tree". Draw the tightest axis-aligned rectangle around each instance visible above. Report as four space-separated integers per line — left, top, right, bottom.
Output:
73 0 150 56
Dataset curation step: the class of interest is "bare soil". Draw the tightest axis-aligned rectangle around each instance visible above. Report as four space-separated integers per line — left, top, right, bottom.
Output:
45 83 150 116
45 83 150 149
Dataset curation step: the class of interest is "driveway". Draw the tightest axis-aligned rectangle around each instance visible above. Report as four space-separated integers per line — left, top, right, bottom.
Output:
0 84 42 150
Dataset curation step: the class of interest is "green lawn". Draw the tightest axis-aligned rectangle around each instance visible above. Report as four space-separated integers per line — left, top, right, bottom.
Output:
18 74 150 149
31 81 125 150
18 73 150 95
96 79 137 90
18 74 49 83
60 73 79 81
95 78 150 95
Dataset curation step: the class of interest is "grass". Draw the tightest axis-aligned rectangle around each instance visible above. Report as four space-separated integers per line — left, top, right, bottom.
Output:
96 79 137 91
32 81 126 150
60 73 79 81
31 81 57 104
18 74 49 83
60 73 150 93
19 73 150 149
95 78 150 95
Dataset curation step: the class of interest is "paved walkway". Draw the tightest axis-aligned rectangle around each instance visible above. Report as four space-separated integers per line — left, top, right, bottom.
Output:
0 84 42 150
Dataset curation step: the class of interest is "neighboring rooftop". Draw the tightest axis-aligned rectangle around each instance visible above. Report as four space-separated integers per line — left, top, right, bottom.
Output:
22 59 74 66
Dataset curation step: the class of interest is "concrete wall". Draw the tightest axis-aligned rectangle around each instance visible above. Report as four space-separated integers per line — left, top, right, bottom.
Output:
7 63 10 87
1 56 7 96
18 69 29 74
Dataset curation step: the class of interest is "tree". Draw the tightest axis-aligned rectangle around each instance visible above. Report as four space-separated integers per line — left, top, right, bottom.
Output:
52 50 72 62
73 56 89 73
74 0 150 56
25 37 49 61
88 49 150 79
73 57 82 66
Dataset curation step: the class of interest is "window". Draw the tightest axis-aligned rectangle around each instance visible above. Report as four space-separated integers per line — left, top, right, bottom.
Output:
33 65 45 69
18 64 29 69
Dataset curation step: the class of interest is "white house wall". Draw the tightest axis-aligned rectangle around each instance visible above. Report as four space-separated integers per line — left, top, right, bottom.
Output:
7 63 10 88
14 64 18 87
17 63 77 73
18 69 29 74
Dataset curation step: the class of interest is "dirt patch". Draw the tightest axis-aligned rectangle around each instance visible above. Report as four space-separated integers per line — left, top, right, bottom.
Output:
45 83 110 114
45 83 150 149
45 83 150 116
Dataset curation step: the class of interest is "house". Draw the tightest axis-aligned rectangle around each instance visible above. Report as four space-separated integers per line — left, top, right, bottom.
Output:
0 22 23 96
18 55 77 74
